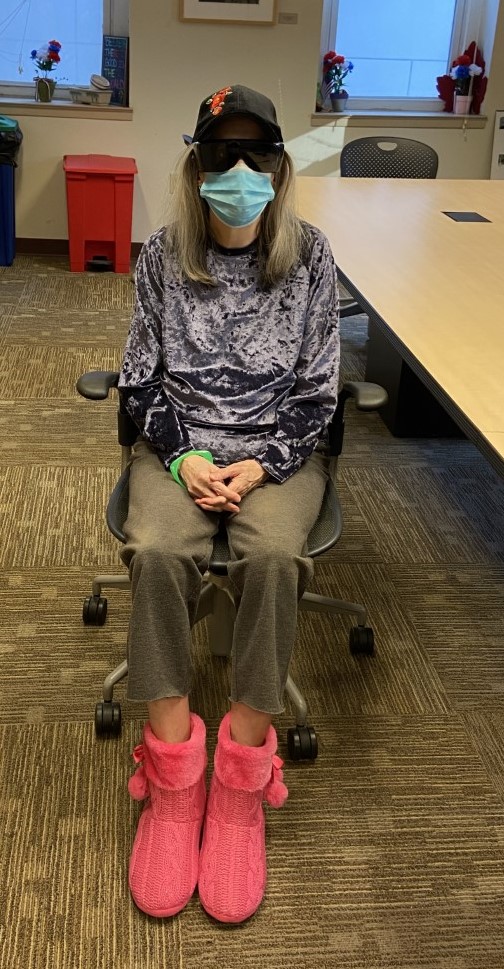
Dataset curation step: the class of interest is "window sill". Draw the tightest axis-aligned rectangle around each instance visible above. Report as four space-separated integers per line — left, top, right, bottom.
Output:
0 97 132 121
311 110 487 129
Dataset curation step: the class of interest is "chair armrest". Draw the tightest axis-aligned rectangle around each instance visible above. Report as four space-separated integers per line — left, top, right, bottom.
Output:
76 370 138 449
76 371 120 400
339 301 364 319
342 380 388 410
328 381 388 457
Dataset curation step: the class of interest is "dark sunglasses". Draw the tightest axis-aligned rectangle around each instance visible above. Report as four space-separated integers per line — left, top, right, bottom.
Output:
193 139 284 174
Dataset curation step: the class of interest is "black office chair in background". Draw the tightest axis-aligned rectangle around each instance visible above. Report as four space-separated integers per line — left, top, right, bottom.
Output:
338 136 439 318
340 136 439 179
76 372 387 760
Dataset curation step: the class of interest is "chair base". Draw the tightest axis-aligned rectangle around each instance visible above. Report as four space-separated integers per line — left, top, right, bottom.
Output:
88 571 370 731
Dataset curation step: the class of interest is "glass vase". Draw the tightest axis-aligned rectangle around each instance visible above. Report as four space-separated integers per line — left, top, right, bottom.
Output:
453 94 472 115
35 78 56 103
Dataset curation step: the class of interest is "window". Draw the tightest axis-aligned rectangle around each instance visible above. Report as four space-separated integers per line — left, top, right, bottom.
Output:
321 0 484 104
0 0 127 97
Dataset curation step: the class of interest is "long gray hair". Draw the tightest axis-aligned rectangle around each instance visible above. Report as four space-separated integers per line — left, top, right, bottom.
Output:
166 146 309 288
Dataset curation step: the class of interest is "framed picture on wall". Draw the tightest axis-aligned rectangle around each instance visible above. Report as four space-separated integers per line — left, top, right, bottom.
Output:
179 0 278 26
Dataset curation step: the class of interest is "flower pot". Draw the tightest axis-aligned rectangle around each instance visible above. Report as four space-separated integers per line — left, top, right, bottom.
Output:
35 78 56 103
330 94 348 112
453 94 472 115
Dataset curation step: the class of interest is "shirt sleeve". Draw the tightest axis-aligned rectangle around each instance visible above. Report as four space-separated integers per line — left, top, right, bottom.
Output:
118 231 193 470
257 231 340 483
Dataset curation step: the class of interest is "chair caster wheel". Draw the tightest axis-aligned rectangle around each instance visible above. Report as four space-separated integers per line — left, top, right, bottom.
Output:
287 725 318 761
83 595 108 626
349 625 375 656
95 701 121 737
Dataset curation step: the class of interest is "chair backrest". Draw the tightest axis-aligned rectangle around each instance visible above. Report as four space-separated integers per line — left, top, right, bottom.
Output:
340 136 438 179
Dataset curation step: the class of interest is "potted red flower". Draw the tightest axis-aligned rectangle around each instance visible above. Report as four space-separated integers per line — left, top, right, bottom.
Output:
322 50 354 112
31 40 62 103
436 42 487 115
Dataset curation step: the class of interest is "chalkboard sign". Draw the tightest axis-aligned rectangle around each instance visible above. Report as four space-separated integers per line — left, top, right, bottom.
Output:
101 35 129 106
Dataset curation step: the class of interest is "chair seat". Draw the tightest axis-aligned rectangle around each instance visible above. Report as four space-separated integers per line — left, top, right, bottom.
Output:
107 468 343 574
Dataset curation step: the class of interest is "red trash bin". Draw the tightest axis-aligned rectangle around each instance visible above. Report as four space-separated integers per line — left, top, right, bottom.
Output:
63 154 137 273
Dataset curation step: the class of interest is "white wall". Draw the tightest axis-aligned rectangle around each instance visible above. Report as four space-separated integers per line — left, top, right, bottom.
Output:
11 0 504 243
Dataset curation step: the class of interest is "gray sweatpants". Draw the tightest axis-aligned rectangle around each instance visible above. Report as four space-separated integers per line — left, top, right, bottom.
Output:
120 441 329 714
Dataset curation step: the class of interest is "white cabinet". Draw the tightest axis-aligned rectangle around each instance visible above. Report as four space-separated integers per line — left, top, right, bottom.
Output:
490 111 504 179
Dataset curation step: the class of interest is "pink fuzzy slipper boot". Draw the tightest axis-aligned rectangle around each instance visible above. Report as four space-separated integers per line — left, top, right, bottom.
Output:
128 713 207 917
198 712 288 924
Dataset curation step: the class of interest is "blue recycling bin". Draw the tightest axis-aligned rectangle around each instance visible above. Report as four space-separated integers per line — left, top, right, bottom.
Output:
0 164 15 267
0 116 23 267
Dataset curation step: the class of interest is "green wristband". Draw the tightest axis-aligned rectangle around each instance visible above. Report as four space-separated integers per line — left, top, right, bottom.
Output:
169 449 214 486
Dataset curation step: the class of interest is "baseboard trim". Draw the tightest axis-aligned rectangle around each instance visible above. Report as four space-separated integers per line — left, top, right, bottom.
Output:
16 239 142 258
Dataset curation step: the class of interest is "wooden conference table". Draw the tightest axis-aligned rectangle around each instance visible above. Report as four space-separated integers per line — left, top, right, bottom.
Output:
296 176 504 478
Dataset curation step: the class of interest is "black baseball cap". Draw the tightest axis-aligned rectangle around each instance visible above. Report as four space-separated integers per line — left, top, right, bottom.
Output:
189 85 283 144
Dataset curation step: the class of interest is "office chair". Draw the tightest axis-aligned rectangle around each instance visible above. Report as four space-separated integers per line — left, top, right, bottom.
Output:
339 136 439 317
76 371 387 760
340 136 439 179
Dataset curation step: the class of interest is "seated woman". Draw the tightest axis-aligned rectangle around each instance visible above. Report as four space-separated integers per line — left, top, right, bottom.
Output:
119 84 340 924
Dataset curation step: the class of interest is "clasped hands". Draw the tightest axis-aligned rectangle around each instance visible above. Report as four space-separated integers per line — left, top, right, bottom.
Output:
179 455 268 513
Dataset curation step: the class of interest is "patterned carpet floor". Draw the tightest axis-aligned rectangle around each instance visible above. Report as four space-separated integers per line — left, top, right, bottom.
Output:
1 253 504 968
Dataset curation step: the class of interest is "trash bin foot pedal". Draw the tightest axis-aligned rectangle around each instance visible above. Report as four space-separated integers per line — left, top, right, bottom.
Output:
86 255 114 272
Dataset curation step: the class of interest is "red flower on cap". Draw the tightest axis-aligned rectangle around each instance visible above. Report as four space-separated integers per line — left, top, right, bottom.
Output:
206 86 233 117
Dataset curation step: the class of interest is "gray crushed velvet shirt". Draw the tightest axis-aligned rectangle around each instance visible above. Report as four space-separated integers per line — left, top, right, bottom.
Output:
119 222 340 483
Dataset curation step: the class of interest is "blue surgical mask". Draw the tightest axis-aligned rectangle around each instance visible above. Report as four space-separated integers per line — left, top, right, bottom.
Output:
199 164 275 228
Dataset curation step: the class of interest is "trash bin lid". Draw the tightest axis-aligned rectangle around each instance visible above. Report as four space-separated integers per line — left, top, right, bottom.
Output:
0 116 23 166
63 154 137 175
0 116 20 132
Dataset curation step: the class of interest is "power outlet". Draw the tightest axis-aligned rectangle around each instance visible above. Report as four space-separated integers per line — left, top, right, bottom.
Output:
278 12 298 24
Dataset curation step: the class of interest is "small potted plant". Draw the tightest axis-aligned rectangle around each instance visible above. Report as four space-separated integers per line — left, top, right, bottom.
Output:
322 50 354 112
31 40 62 103
450 54 483 113
436 42 486 115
